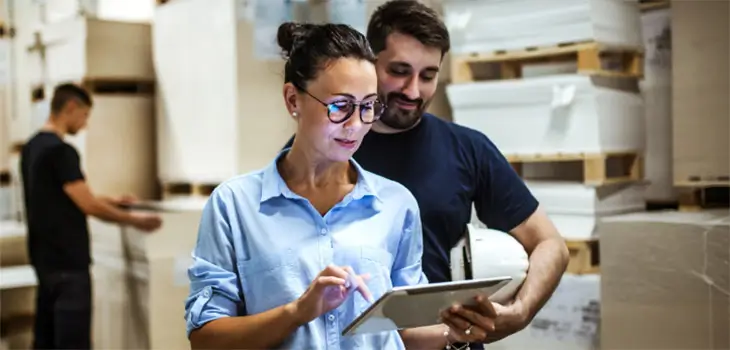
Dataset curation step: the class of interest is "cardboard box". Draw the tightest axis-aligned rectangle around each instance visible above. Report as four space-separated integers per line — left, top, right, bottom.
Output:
0 221 27 266
89 201 204 349
671 1 729 183
154 0 295 184
599 210 730 349
40 17 153 82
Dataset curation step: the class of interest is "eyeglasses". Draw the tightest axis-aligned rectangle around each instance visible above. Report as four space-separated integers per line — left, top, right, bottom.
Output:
294 85 386 124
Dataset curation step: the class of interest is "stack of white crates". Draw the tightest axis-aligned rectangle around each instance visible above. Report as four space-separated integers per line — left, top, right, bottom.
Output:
444 0 648 349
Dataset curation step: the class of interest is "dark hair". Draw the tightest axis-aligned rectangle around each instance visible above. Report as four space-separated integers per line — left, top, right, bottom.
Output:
367 0 450 57
277 22 376 89
50 83 93 114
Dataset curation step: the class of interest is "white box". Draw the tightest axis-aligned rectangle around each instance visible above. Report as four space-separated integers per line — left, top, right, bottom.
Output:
154 0 295 184
639 8 674 201
447 74 645 155
486 274 600 350
89 201 204 350
43 0 154 24
40 17 153 83
527 181 645 240
443 0 643 54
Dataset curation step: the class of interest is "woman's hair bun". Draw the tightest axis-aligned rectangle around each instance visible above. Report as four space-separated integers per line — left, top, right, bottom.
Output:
277 22 315 58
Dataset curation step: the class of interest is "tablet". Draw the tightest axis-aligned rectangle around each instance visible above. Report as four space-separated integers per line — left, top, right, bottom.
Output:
342 276 512 337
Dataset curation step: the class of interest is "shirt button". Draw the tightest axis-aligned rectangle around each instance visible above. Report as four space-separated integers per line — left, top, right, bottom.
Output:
328 314 335 322
203 289 211 297
320 228 327 235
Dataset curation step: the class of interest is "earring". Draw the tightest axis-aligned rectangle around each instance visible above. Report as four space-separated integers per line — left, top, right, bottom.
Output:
292 112 298 117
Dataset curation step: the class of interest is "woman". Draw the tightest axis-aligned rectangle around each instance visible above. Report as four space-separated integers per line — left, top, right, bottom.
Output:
184 22 428 349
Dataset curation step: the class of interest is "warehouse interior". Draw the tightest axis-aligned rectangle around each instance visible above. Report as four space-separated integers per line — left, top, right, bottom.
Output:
0 0 728 349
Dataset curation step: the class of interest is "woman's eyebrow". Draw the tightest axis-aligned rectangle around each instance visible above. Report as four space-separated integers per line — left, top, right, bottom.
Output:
331 92 378 99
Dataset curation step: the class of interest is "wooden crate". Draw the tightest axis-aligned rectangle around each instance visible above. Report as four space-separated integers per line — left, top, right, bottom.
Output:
675 182 730 212
509 152 643 186
161 182 218 199
566 239 599 274
451 41 644 83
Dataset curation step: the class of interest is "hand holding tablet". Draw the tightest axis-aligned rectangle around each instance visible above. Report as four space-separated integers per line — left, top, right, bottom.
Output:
342 276 513 337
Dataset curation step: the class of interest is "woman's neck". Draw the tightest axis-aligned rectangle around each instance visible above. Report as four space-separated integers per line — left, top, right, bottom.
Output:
279 144 356 190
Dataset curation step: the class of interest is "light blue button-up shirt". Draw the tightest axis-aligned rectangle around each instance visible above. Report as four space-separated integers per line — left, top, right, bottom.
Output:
185 151 428 349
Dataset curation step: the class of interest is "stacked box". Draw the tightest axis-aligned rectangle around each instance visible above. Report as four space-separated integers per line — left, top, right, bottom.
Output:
89 200 205 349
445 1 648 348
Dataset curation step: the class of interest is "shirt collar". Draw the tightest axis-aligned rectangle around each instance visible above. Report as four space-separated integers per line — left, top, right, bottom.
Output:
260 148 382 205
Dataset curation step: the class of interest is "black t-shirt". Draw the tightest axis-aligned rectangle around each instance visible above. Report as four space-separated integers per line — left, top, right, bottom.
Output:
285 113 539 283
21 131 90 272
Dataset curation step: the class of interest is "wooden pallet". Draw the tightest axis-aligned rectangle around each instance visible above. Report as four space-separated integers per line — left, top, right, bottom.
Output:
81 79 155 95
674 178 730 212
509 152 642 186
0 170 10 187
451 41 644 83
0 24 15 38
640 0 670 12
566 239 599 274
162 182 219 198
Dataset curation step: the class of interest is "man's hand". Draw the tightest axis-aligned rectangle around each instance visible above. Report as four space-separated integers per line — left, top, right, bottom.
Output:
440 295 529 344
129 212 162 232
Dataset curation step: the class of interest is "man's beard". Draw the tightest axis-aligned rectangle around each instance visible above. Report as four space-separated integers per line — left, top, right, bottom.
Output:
379 92 429 130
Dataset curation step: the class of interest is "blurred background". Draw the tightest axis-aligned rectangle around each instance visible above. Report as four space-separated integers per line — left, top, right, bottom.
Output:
0 0 728 349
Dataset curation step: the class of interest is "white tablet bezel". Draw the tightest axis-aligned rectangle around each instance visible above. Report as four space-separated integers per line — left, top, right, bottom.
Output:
342 276 513 337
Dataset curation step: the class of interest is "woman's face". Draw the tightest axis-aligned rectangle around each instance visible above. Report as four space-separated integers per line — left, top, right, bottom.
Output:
289 57 378 163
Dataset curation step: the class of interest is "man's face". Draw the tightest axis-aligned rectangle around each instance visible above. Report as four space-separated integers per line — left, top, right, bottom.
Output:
65 101 90 135
375 31 443 130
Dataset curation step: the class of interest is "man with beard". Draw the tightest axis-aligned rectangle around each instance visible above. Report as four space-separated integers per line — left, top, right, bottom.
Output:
284 1 569 348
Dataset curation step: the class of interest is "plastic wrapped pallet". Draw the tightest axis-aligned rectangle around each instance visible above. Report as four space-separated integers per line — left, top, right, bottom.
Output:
39 16 153 83
672 1 729 184
443 0 643 55
89 200 205 350
447 74 644 156
599 210 729 350
525 181 645 240
154 0 295 184
639 7 674 201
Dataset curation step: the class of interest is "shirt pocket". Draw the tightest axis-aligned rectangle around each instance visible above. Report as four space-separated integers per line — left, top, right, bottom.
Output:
237 249 304 315
342 246 396 349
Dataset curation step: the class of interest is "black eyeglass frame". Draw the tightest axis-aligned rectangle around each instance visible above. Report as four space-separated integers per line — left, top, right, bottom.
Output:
293 84 386 125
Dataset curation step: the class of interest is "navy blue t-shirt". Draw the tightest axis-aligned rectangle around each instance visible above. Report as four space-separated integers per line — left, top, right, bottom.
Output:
284 113 539 284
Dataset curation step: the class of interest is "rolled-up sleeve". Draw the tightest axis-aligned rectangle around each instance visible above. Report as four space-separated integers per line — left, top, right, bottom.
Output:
391 196 429 287
185 187 243 337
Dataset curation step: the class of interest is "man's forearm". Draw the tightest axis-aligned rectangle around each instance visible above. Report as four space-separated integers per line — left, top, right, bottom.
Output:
399 325 449 350
515 237 569 319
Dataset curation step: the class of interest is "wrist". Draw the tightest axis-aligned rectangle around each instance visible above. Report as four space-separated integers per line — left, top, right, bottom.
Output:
284 300 308 328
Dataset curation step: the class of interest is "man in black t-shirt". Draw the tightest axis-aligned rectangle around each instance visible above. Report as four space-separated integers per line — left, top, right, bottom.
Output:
284 1 570 348
20 83 162 349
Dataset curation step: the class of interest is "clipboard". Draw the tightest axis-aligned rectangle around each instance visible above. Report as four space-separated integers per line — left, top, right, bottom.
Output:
342 276 512 337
